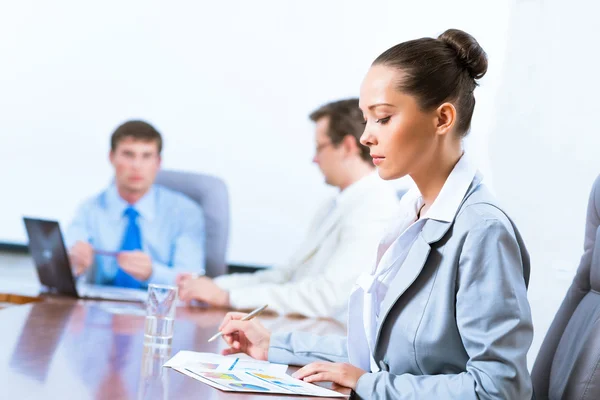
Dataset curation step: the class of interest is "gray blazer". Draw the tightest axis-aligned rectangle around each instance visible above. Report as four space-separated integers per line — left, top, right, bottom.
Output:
269 176 534 399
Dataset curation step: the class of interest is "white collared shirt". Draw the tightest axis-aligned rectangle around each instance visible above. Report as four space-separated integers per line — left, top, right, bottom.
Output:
347 154 479 372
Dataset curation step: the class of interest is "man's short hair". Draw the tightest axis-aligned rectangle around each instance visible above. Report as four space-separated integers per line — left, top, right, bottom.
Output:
309 98 369 162
110 120 163 154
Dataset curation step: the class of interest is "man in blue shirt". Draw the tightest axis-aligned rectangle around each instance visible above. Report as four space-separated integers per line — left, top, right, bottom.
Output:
66 120 206 288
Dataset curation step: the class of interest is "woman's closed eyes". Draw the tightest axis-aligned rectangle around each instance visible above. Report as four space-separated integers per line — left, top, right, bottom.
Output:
361 116 391 126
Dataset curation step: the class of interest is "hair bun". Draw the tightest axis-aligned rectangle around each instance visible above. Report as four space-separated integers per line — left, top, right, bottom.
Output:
438 29 488 80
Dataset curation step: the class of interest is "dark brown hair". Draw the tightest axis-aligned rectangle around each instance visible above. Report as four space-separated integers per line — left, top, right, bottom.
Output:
110 120 163 153
309 98 370 162
373 29 488 136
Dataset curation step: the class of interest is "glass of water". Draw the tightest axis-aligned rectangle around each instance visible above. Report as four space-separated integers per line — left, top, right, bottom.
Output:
144 284 178 347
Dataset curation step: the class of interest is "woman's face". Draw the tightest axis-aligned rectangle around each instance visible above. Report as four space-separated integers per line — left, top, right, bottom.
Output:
359 65 440 180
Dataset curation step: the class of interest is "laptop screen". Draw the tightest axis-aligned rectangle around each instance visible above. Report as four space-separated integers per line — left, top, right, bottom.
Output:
23 217 78 297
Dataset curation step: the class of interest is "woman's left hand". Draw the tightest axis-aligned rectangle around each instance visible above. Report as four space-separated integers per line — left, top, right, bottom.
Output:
292 362 367 389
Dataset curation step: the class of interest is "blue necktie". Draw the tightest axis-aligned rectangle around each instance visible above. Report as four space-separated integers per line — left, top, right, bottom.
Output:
113 206 143 288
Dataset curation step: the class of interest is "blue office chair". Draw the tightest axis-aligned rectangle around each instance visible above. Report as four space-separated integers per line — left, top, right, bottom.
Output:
155 170 229 278
531 174 600 399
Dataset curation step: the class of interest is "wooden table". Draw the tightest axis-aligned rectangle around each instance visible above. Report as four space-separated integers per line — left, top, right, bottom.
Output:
0 280 349 400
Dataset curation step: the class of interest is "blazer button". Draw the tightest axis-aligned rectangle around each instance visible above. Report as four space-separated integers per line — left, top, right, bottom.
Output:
378 360 389 372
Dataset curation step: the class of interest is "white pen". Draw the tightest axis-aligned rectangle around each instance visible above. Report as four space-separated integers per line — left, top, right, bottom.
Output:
207 304 269 343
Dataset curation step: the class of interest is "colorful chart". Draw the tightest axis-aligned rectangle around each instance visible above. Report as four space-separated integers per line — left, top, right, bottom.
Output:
253 373 278 379
201 372 240 381
229 383 270 391
251 373 302 388
194 362 219 370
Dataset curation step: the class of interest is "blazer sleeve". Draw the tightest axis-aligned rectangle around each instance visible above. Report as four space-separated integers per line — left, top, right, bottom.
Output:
268 332 349 366
354 218 534 400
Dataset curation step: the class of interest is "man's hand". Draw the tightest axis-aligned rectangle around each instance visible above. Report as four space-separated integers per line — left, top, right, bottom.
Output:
178 275 230 307
117 251 153 281
176 272 199 286
69 241 94 276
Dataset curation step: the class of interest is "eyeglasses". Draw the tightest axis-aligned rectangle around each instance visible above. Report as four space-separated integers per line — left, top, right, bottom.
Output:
315 141 335 155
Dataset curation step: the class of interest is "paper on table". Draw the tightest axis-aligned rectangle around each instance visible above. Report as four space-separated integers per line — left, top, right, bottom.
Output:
164 351 348 397
163 351 288 375
171 367 348 397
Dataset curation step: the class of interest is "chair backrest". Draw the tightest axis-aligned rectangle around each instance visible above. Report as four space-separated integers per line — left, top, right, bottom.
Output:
155 170 229 278
531 174 600 400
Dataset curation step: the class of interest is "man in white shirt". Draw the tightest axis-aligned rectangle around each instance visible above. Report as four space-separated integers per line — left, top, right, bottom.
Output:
177 99 399 320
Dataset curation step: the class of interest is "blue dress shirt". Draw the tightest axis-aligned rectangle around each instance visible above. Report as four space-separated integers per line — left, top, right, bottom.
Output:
66 183 206 286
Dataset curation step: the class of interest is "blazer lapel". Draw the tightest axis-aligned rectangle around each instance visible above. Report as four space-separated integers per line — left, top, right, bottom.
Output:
374 218 452 346
373 173 485 347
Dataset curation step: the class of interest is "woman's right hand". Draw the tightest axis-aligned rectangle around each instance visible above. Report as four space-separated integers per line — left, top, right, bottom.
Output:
218 312 272 361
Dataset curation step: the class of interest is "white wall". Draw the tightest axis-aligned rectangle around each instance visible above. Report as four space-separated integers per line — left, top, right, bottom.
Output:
0 0 512 266
490 0 600 365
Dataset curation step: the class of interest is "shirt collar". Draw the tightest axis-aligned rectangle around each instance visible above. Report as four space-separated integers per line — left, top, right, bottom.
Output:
105 183 157 222
402 154 479 223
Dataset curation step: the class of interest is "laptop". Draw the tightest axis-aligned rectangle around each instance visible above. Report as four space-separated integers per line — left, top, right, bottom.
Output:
23 217 148 303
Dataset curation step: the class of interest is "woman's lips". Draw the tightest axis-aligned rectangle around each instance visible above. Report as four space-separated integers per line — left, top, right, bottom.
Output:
371 155 384 166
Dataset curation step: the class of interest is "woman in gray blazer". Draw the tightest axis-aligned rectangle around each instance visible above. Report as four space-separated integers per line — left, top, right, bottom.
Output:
218 29 533 400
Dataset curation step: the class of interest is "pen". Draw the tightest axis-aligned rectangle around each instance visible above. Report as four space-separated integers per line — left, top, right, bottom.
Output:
207 304 269 343
94 249 119 257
